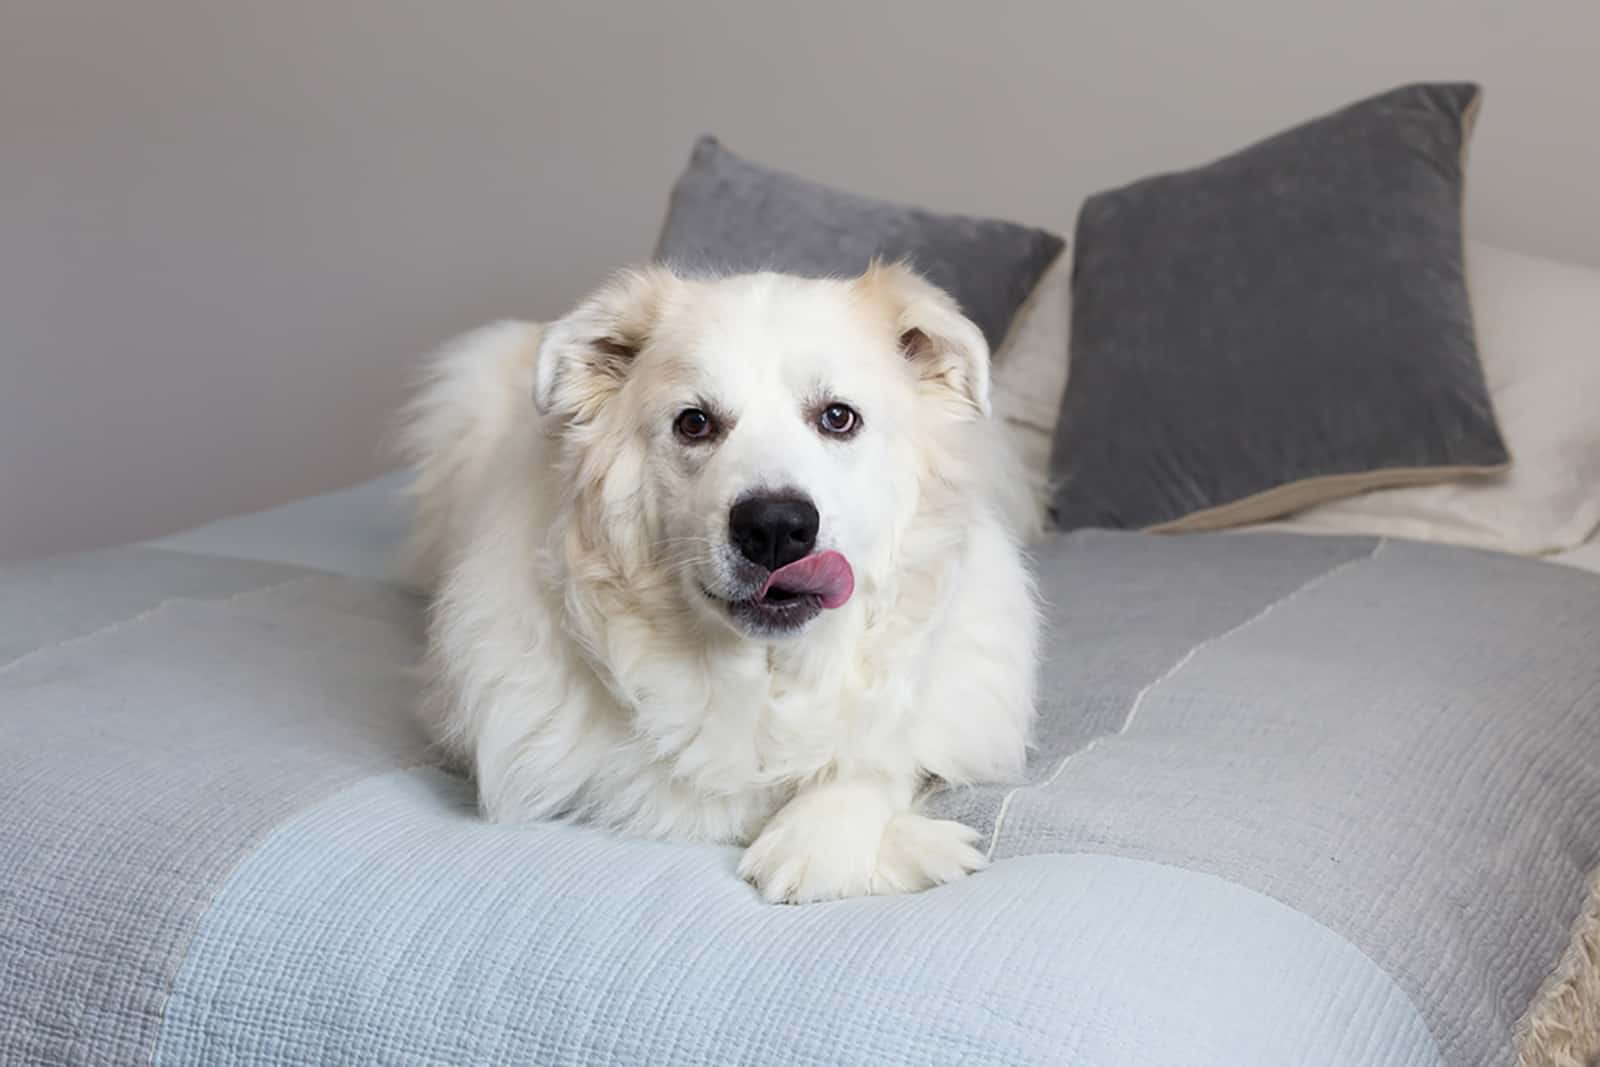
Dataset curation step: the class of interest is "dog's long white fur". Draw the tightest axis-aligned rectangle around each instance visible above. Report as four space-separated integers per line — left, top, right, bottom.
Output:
399 264 1040 903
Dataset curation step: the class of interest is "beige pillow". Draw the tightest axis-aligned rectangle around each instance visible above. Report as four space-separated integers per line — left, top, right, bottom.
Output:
1270 241 1600 556
991 250 1071 490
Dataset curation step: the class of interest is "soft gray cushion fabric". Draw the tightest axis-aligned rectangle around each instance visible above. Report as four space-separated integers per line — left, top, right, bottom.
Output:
6 523 1600 1065
1050 82 1509 532
654 136 1064 350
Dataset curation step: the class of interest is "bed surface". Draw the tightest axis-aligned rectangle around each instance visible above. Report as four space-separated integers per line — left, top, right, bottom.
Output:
5 477 1599 1065
147 472 415 582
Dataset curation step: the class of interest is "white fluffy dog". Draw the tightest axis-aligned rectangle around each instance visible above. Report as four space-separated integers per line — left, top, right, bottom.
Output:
400 262 1040 903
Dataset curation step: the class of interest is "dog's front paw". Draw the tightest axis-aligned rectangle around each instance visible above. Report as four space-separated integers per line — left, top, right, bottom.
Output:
874 813 988 894
738 787 986 904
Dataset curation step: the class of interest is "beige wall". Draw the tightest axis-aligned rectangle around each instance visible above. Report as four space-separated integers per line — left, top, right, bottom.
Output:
3 0 1598 560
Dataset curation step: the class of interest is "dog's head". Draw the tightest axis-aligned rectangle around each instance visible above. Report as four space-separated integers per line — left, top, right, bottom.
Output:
535 262 990 640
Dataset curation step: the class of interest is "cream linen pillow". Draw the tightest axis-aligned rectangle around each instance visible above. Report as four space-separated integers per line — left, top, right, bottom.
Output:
991 250 1072 489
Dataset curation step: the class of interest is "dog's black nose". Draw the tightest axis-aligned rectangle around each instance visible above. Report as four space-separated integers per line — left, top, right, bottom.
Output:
729 495 819 572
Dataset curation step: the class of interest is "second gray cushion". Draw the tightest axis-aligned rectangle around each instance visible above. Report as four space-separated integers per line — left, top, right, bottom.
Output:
1050 83 1509 532
654 136 1064 351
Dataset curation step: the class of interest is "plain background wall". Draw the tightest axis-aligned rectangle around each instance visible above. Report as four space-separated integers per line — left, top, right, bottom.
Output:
4 0 1598 561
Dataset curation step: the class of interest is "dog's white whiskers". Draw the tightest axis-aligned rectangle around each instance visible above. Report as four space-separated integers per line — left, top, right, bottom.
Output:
660 559 716 580
653 535 719 550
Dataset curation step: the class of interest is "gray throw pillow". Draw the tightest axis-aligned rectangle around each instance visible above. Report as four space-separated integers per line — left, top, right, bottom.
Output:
1050 82 1509 532
654 136 1064 351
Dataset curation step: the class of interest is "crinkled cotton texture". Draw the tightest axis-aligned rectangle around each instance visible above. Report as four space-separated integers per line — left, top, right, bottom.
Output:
7 526 1600 1065
1050 82 1508 532
7 473 1600 1064
654 135 1064 351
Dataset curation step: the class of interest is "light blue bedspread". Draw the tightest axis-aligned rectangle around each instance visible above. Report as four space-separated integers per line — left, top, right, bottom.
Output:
3 476 1597 1065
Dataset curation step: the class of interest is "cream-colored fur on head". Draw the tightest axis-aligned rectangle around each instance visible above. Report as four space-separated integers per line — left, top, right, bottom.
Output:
398 262 1041 903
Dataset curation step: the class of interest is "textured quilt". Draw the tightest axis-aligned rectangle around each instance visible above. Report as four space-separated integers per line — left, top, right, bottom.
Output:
3 525 1598 1066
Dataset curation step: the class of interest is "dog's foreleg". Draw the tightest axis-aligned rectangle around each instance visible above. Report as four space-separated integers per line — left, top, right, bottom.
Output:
736 775 985 904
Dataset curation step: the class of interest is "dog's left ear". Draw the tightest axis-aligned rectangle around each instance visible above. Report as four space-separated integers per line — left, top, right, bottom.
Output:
855 261 991 419
534 266 679 419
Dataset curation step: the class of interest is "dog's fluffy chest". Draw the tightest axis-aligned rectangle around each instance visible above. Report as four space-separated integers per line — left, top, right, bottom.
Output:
626 607 924 795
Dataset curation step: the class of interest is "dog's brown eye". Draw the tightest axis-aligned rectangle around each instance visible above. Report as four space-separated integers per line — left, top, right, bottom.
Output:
675 408 714 441
818 403 858 436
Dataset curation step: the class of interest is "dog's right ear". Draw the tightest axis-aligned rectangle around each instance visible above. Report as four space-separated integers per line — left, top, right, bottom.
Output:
853 260 991 421
533 266 678 419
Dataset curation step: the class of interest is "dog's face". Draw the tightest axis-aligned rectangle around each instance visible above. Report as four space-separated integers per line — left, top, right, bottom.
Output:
535 264 990 640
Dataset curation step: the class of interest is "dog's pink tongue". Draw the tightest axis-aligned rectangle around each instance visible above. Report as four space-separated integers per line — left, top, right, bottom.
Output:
760 550 855 610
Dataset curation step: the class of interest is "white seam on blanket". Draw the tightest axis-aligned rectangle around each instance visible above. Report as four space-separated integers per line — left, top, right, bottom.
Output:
984 537 1387 860
0 575 325 677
